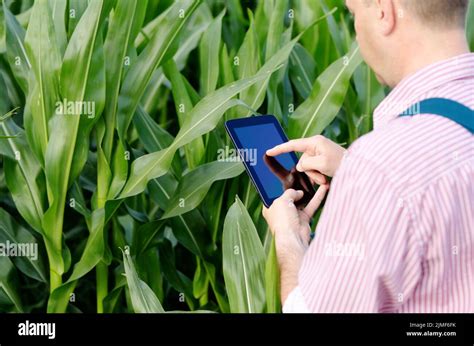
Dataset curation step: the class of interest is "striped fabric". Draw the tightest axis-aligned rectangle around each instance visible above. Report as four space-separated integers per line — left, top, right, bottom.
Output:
289 53 474 313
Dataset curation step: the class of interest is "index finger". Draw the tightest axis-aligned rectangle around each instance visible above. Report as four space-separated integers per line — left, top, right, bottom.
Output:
303 184 329 218
266 138 314 156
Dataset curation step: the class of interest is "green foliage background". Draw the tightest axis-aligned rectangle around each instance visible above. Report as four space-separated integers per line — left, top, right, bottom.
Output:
0 0 471 313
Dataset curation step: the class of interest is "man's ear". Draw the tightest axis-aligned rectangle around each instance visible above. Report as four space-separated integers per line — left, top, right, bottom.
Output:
375 0 397 35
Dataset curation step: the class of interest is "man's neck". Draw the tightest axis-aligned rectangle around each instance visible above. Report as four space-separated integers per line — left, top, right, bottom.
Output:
391 28 470 87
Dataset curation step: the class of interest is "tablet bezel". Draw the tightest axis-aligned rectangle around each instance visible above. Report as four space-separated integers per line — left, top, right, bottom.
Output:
225 115 300 208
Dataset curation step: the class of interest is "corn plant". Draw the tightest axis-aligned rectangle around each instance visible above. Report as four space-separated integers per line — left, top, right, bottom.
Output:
1 0 470 314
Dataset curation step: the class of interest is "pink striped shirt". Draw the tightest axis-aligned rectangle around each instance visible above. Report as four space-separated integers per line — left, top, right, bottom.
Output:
285 53 474 313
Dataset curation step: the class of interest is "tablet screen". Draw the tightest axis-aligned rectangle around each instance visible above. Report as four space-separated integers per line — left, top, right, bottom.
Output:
233 123 297 201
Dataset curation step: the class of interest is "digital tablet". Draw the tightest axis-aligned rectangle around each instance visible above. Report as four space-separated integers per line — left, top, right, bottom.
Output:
225 115 316 208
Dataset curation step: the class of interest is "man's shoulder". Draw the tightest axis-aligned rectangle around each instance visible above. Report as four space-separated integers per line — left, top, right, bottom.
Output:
346 115 473 194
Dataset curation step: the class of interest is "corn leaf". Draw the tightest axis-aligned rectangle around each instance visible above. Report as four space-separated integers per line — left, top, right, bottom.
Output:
236 12 260 110
0 257 23 312
199 9 225 95
116 0 201 140
467 0 474 51
118 37 298 199
265 237 281 313
150 176 210 259
66 209 105 283
223 196 266 313
141 3 213 113
265 0 287 62
48 0 67 56
123 247 165 313
118 98 241 200
102 0 140 159
43 0 105 283
1 118 45 233
0 208 47 283
163 60 205 169
150 175 229 312
289 43 317 99
288 43 363 138
24 0 62 165
162 161 244 219
67 0 88 37
3 3 30 93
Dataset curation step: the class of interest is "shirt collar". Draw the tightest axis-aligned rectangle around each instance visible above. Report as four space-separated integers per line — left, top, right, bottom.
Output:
373 53 474 128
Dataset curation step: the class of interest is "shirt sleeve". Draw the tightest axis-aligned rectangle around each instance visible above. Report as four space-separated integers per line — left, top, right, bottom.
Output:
282 286 311 313
297 151 424 312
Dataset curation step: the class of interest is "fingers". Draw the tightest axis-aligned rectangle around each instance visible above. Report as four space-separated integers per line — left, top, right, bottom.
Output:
303 184 329 218
266 138 315 156
297 155 329 174
305 170 327 185
281 189 304 205
297 153 327 184
262 189 303 217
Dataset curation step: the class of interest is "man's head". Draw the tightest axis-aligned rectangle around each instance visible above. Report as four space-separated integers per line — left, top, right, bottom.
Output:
346 0 470 87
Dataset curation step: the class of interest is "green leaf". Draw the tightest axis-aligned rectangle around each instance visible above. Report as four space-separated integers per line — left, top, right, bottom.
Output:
1 118 45 233
235 12 260 110
47 209 105 312
162 161 244 219
48 0 67 55
265 236 281 313
24 0 62 165
107 139 129 200
467 0 474 51
149 175 229 312
157 240 195 307
150 176 210 259
0 208 47 283
141 3 213 113
193 257 209 300
3 2 31 93
123 247 165 313
265 0 287 62
43 0 105 285
95 119 111 208
289 43 317 99
116 0 201 140
66 209 105 282
132 220 165 255
67 0 89 37
201 180 226 245
0 6 5 55
223 196 266 313
119 37 298 199
46 281 76 313
163 60 205 169
0 257 23 312
238 35 302 118
288 43 363 138
353 62 385 135
102 0 140 159
199 9 225 95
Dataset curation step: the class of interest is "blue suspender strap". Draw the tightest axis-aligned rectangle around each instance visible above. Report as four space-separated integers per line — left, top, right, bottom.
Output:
399 98 474 134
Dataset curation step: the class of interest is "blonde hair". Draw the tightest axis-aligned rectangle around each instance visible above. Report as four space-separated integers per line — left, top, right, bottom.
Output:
401 0 469 27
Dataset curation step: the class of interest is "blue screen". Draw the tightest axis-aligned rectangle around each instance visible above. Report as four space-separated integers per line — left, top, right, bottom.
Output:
234 123 296 200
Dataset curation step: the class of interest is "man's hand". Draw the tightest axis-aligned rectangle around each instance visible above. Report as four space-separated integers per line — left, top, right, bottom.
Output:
262 185 329 303
266 135 346 185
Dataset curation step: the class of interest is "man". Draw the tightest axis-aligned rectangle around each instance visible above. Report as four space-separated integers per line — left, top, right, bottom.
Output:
263 0 473 312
